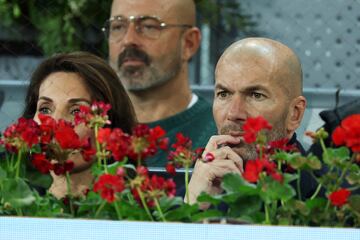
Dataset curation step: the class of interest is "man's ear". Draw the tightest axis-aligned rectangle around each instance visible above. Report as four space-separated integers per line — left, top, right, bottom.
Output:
286 96 307 137
181 27 201 61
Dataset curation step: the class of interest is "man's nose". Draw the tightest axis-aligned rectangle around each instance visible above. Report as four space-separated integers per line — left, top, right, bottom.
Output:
122 23 142 47
227 95 247 122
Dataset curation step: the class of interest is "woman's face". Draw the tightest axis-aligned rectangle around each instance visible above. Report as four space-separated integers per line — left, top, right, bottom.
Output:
33 72 94 172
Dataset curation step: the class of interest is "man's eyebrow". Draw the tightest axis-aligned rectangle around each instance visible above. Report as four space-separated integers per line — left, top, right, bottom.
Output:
214 83 229 90
242 85 270 95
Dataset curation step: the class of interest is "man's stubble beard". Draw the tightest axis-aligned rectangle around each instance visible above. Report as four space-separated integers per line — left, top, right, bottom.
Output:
220 116 288 162
115 43 183 92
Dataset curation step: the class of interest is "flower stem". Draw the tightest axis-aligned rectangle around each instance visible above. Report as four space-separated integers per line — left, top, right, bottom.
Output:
319 138 328 162
95 201 106 218
154 198 166 222
15 208 23 216
15 150 22 179
136 187 154 221
65 172 75 217
94 125 103 170
113 201 122 220
310 183 323 200
264 203 270 224
185 164 190 204
297 169 302 200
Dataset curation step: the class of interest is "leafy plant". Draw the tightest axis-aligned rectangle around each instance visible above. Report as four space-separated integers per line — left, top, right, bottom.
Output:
0 102 359 227
0 0 255 56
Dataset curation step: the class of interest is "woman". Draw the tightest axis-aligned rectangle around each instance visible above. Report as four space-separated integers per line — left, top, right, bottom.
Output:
23 51 136 198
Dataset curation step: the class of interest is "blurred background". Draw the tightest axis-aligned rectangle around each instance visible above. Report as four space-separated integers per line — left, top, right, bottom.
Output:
1 0 359 149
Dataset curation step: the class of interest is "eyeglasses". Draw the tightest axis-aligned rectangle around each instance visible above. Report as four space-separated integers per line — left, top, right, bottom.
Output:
102 15 193 42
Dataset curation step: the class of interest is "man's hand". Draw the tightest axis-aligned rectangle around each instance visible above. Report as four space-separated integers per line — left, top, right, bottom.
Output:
187 135 244 209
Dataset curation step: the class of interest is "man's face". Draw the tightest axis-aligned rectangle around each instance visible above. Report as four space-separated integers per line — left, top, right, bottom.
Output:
213 54 291 161
109 0 184 91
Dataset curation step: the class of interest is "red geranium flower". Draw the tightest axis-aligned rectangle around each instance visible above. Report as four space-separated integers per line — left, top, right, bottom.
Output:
74 101 111 128
128 124 168 163
243 158 282 183
38 114 56 144
132 174 176 207
31 153 53 174
242 116 272 144
332 114 360 152
167 133 197 171
94 174 125 203
243 159 264 183
53 160 75 175
268 138 297 153
165 163 176 176
2 117 40 151
329 188 351 207
54 120 82 149
98 128 131 161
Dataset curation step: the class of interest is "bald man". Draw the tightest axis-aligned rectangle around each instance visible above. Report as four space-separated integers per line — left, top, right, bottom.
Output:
105 0 216 167
187 38 308 208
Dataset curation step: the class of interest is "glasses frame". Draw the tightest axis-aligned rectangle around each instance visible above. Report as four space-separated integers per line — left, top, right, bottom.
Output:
102 15 193 42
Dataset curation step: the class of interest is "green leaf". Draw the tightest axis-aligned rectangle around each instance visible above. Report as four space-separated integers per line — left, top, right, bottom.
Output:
323 147 350 166
2 179 35 208
306 155 322 170
227 195 262 219
222 173 258 195
259 178 296 203
305 198 327 211
196 192 223 206
346 171 360 185
26 171 52 189
0 165 7 180
283 173 298 183
158 196 183 212
165 203 199 222
107 161 125 175
348 195 360 214
191 209 223 222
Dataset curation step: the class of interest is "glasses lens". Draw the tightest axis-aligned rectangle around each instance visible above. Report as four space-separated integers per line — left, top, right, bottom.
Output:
138 17 162 39
108 18 128 41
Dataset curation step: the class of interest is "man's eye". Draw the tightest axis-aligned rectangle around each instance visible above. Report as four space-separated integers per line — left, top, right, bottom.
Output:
216 91 229 99
38 107 51 115
111 23 127 32
251 92 265 100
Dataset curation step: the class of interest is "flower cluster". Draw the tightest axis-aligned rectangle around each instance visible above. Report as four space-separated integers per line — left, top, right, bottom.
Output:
241 116 285 183
74 101 111 128
332 114 360 153
128 125 168 164
130 166 176 208
166 133 203 175
2 117 39 152
197 115 360 226
31 115 94 175
1 102 359 226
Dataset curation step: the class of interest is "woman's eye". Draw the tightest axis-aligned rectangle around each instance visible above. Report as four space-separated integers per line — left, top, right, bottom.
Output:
38 107 51 115
70 108 81 115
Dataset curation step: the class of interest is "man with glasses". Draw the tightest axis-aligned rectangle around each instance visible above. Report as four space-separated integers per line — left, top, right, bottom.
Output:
105 0 216 167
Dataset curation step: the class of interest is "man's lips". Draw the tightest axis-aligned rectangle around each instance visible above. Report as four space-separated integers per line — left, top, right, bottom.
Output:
228 131 244 138
121 58 145 67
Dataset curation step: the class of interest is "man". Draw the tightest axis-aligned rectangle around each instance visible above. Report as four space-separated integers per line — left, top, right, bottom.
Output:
187 37 308 207
106 0 216 167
